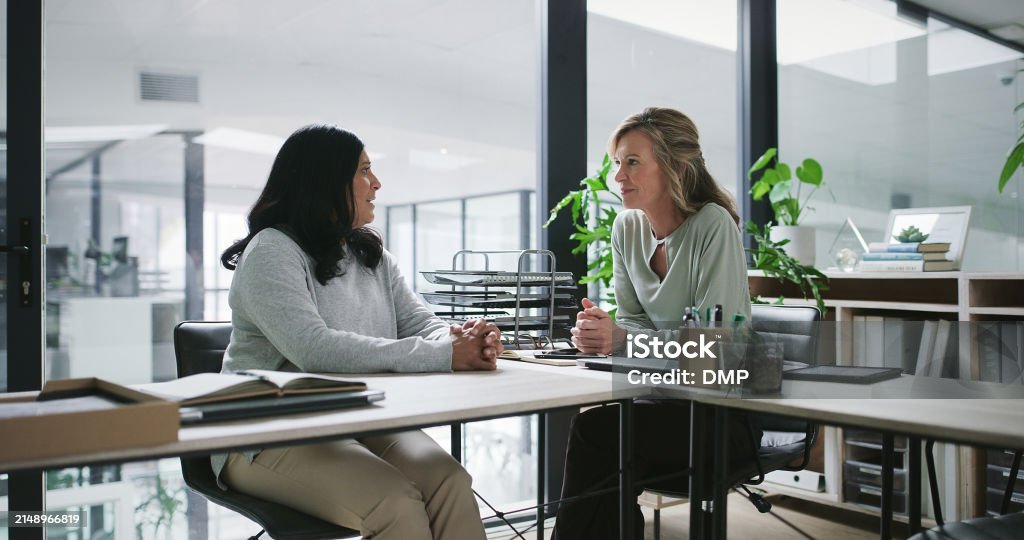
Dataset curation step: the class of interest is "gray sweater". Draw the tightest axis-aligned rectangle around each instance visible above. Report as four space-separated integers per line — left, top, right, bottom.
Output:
613 204 751 334
222 227 453 374
213 227 453 486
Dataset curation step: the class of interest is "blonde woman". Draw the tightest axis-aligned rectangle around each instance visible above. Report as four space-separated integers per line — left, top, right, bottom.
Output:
553 108 757 539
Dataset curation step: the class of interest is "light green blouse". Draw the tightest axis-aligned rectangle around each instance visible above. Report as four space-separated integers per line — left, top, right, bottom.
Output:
612 203 751 336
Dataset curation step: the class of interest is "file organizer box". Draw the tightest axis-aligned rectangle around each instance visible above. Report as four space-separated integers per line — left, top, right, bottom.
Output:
843 428 910 515
421 249 574 347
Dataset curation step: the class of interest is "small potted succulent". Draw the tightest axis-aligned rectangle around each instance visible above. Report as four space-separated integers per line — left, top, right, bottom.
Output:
893 225 929 243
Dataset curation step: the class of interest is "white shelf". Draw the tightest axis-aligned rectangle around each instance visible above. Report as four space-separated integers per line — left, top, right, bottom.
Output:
756 297 960 313
968 307 1024 316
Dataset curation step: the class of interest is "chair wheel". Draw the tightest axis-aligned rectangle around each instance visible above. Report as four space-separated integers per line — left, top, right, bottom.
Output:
749 492 772 513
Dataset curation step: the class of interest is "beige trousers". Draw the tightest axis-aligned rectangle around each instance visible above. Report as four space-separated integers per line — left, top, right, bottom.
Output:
221 430 486 540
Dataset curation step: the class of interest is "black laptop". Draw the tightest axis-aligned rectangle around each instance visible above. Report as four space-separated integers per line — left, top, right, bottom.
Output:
179 389 385 425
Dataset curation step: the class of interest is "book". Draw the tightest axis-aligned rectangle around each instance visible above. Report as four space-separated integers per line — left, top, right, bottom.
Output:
922 252 949 261
867 242 951 253
978 322 1003 382
858 260 924 272
914 321 938 376
929 319 952 378
1001 322 1023 384
499 350 580 367
923 260 957 272
864 315 884 368
135 370 367 406
862 252 924 261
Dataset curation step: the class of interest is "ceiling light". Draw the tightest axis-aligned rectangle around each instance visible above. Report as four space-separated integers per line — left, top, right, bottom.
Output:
45 124 168 143
194 127 285 155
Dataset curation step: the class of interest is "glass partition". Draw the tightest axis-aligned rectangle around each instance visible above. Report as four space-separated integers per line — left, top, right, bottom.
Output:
778 0 1024 270
42 0 539 535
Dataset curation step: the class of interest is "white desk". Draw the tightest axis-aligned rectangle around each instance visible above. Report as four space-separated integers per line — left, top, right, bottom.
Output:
0 360 643 473
650 373 1024 539
5 361 1024 540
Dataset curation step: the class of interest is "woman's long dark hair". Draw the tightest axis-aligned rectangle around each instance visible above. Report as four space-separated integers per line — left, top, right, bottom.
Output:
220 124 383 284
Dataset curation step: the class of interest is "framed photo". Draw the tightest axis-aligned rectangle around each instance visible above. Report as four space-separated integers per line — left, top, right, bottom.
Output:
885 206 972 270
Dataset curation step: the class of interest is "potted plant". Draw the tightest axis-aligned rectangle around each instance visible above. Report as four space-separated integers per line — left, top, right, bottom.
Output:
544 153 620 315
747 147 825 265
745 221 829 315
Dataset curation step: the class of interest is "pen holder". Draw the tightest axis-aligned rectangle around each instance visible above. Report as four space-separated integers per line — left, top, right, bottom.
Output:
676 326 730 389
718 329 784 395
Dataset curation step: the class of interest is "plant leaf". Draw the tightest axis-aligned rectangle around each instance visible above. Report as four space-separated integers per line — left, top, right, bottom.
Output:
747 147 777 178
999 143 1024 193
751 180 771 200
796 158 823 186
776 162 791 181
768 179 792 204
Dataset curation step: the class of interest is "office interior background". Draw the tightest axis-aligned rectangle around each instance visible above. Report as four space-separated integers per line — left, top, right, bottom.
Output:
2 0 1024 538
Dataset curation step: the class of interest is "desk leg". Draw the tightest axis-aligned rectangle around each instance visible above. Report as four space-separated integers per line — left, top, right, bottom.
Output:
620 399 634 540
450 422 462 462
880 434 894 540
711 406 728 540
689 401 710 540
537 412 547 540
10 469 44 540
908 437 921 534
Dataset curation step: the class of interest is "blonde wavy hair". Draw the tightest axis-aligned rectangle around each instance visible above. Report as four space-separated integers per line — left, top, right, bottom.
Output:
608 107 740 226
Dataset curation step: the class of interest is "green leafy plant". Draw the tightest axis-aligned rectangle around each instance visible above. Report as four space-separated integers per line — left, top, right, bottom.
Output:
893 225 929 243
544 153 620 313
747 147 824 226
998 95 1024 194
135 469 186 540
745 221 829 315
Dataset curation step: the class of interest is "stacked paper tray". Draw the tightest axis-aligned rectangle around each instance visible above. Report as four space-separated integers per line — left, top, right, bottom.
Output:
436 313 572 331
421 291 577 309
421 270 575 287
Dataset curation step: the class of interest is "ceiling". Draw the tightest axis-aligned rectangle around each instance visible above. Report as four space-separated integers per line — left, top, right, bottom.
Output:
913 0 1024 49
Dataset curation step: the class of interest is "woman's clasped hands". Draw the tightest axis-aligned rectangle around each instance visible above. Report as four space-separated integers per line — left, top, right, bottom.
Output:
450 319 503 371
571 298 627 355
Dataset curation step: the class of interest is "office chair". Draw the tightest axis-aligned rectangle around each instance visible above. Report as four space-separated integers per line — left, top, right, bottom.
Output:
647 304 821 540
173 321 359 540
907 448 1024 539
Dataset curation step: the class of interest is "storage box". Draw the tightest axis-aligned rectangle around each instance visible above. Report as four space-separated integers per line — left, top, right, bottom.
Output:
0 378 178 467
844 482 907 514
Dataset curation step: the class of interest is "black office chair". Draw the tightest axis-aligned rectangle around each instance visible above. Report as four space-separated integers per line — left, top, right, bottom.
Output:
908 449 1024 540
648 304 821 539
173 320 359 540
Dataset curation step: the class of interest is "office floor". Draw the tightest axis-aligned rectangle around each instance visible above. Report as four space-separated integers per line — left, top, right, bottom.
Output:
488 493 900 540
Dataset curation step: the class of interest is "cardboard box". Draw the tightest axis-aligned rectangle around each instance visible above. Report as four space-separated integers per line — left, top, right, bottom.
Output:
0 378 179 466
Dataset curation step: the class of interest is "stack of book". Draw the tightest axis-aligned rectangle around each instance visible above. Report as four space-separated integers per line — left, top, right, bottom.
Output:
859 242 954 272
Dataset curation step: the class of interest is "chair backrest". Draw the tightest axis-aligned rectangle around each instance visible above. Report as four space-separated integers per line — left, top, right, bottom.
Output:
750 305 821 437
173 321 233 377
751 304 821 365
172 320 359 539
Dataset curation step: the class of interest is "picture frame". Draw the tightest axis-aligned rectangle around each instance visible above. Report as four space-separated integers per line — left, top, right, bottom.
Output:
885 206 972 270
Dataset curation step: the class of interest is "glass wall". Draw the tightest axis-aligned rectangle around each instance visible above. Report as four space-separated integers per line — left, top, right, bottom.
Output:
585 0 739 303
778 0 1024 270
41 0 538 536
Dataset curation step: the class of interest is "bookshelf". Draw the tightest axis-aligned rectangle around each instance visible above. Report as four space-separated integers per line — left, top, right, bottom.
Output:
748 270 1024 521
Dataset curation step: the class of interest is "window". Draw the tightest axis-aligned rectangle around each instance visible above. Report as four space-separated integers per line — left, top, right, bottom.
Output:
42 0 538 535
778 0 1024 270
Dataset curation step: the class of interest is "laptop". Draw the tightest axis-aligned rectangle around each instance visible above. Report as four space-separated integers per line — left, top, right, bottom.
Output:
577 356 679 374
578 356 809 374
179 389 385 425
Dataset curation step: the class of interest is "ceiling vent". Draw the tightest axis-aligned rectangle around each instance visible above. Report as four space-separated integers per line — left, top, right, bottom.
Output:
139 72 199 103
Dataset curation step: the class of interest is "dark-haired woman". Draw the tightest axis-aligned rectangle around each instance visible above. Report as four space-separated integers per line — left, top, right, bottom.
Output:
214 124 498 539
552 108 758 539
